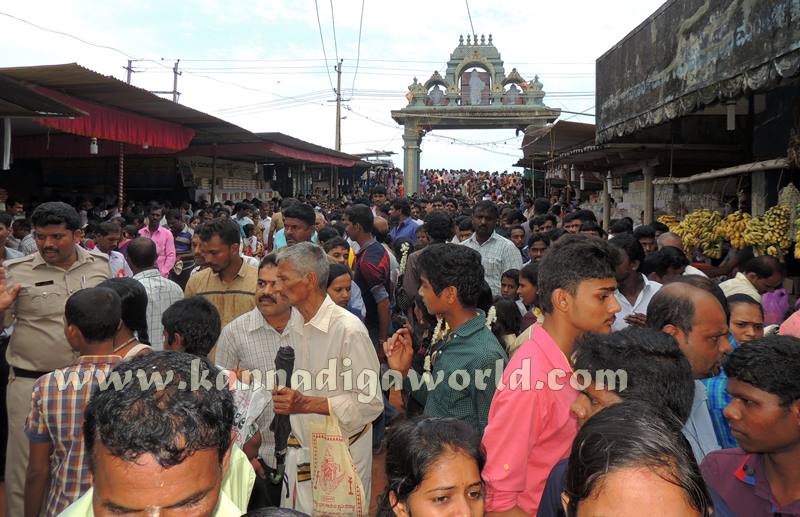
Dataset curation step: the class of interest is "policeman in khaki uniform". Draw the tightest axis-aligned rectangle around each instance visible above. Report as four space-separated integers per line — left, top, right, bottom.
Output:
0 202 110 516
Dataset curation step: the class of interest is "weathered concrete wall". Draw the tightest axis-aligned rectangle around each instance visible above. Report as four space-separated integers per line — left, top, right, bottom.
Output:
597 0 800 143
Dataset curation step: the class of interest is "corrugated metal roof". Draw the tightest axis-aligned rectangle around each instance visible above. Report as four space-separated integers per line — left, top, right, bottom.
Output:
0 63 256 145
0 74 85 117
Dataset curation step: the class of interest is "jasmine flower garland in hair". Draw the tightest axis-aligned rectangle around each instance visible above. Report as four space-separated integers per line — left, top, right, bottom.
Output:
398 242 411 275
485 305 497 329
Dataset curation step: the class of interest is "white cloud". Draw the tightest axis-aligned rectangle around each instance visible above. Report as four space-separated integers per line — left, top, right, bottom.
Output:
1 0 664 170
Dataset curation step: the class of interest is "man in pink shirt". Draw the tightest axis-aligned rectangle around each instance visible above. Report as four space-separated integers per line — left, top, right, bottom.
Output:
482 234 622 516
138 204 176 278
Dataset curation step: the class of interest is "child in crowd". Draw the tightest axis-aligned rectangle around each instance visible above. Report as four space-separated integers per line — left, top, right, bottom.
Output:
323 236 350 266
24 287 123 516
500 268 527 316
488 298 522 354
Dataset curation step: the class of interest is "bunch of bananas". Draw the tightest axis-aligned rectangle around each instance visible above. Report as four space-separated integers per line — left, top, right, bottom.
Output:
673 209 723 258
657 215 679 232
744 204 792 257
715 210 751 249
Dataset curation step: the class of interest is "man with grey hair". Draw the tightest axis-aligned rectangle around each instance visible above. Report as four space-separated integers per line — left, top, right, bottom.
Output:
272 242 383 514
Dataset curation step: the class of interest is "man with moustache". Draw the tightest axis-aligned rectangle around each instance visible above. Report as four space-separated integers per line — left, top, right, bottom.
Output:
216 253 298 507
647 282 732 463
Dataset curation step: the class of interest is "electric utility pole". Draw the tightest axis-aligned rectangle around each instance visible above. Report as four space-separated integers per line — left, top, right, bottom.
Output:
335 59 343 151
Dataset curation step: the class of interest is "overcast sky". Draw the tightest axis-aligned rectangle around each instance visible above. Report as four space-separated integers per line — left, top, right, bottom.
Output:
1 0 665 171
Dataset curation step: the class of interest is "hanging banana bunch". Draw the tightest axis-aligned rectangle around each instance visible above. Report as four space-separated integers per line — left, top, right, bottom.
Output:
715 210 751 250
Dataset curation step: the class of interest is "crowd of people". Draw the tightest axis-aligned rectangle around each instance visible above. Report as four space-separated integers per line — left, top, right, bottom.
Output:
420 169 525 203
0 187 797 517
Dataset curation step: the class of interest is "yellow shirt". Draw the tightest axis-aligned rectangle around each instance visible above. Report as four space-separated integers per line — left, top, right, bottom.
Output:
184 260 258 327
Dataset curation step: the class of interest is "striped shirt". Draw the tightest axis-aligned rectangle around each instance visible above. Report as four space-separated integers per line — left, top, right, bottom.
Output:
460 232 523 296
133 269 184 350
184 260 258 327
216 308 303 468
24 355 122 516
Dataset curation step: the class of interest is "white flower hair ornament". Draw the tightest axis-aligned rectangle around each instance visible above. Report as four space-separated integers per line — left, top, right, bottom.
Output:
485 305 497 329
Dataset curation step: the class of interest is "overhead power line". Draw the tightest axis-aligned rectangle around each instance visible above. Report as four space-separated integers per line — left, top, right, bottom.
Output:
351 0 366 95
329 0 339 63
313 0 336 93
465 0 476 36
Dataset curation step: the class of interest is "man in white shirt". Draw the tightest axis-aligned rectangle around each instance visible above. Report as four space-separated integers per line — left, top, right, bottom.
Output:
216 253 298 507
93 221 133 277
127 237 183 350
272 243 383 515
460 200 523 296
719 255 784 304
657 232 708 277
610 234 661 330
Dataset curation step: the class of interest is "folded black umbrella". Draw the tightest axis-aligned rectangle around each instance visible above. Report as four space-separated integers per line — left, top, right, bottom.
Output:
269 345 295 484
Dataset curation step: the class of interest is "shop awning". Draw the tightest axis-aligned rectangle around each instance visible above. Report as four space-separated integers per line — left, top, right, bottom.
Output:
32 86 195 151
185 142 358 168
0 75 85 118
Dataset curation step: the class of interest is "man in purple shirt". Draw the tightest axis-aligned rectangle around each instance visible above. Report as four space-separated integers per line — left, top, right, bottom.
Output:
388 198 419 243
700 336 800 516
138 204 176 278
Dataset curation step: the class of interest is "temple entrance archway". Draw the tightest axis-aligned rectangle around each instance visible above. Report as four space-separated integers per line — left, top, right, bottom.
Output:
391 35 561 194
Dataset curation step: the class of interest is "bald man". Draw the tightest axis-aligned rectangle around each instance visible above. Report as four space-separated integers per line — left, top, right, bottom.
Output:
657 232 709 277
647 283 731 462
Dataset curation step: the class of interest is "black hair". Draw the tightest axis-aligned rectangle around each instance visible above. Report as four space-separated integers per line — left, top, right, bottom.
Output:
323 236 350 254
546 228 567 242
609 219 633 234
609 232 645 265
527 232 551 248
418 244 485 308
742 255 784 279
564 401 713 517
563 211 582 224
30 201 81 231
477 281 493 313
509 224 525 235
537 234 619 314
378 417 484 517
531 213 557 230
533 197 550 215
573 327 695 428
473 200 499 218
392 237 415 260
259 253 278 270
98 277 150 345
423 211 454 242
456 216 473 232
579 221 604 236
671 275 729 320
641 246 690 278
652 221 670 234
390 197 412 216
576 209 597 223
283 203 316 227
724 335 800 407
633 224 656 240
126 237 158 270
317 225 340 244
327 263 352 288
242 509 310 517
505 209 526 225
197 218 241 246
0 213 12 229
520 262 539 286
370 185 387 196
501 268 520 285
96 221 121 236
161 297 222 357
65 287 122 343
490 298 522 343
165 208 182 222
83 351 234 471
345 204 374 234
726 294 764 318
646 287 696 335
